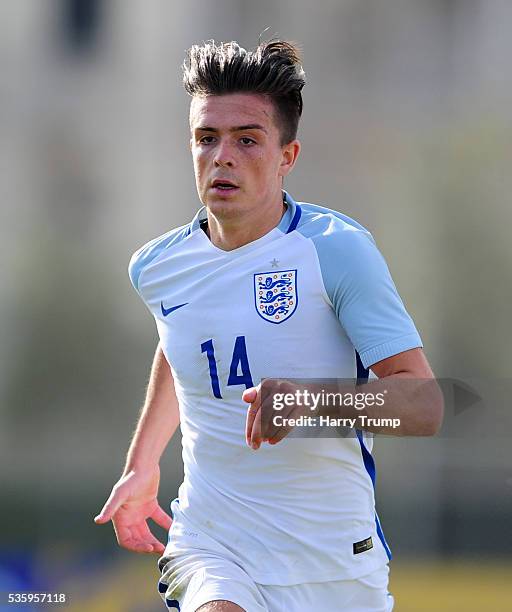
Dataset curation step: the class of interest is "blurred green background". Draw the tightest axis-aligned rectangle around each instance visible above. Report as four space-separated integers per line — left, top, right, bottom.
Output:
1 1 511 610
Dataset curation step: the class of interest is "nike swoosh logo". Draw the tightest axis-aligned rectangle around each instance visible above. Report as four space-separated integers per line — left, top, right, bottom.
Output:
161 302 188 317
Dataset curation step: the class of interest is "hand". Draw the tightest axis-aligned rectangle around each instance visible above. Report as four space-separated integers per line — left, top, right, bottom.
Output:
243 379 302 450
243 384 264 450
94 464 172 554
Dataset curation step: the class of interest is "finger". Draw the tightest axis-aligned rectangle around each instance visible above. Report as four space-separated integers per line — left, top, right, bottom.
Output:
246 404 259 447
242 387 258 403
115 522 154 554
245 387 261 446
266 402 297 442
268 422 294 445
250 404 263 450
94 488 124 524
151 541 166 555
259 382 274 441
129 524 166 555
114 523 151 553
122 537 155 554
136 523 166 555
150 505 173 531
112 520 135 548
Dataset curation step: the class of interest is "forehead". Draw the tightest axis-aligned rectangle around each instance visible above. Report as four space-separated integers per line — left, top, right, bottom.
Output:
189 93 277 131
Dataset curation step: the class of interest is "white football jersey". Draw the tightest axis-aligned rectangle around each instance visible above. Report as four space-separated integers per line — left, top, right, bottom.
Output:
129 191 422 585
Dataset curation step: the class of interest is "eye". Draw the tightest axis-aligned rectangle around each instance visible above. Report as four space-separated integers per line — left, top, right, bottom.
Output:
240 137 256 145
198 136 215 144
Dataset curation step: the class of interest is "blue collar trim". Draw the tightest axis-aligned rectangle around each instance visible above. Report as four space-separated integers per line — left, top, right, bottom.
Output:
188 190 302 235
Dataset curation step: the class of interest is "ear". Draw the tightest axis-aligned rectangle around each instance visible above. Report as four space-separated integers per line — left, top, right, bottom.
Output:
189 137 193 152
278 140 301 178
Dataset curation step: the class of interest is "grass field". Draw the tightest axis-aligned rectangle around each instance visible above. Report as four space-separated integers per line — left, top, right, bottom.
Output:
390 560 512 611
55 557 512 611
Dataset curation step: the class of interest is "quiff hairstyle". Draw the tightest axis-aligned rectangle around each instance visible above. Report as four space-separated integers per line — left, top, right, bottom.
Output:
183 40 306 145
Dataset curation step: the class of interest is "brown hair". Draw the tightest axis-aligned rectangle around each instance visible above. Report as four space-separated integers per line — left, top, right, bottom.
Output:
183 39 306 145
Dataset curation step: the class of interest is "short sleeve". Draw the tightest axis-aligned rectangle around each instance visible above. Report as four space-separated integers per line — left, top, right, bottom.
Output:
128 246 149 294
128 224 191 295
311 223 422 368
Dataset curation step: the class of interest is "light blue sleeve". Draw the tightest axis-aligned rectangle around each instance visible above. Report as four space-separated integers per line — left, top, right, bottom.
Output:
307 218 423 368
128 224 190 294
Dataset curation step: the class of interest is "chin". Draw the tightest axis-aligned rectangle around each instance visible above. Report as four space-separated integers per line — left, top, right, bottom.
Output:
205 193 243 216
207 202 241 220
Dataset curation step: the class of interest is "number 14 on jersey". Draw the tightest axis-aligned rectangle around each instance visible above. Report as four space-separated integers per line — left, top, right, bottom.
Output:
201 336 254 399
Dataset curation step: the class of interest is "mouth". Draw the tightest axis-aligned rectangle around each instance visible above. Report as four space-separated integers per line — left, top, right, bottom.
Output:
210 179 239 193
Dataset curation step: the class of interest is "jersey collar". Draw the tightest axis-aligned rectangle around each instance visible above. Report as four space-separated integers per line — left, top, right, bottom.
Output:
188 190 301 235
279 191 302 234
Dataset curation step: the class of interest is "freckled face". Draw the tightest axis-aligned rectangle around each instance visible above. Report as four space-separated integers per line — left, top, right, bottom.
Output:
189 93 290 220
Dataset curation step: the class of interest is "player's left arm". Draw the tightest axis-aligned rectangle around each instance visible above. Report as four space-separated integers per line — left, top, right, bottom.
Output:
244 350 443 449
370 345 433 379
366 346 444 434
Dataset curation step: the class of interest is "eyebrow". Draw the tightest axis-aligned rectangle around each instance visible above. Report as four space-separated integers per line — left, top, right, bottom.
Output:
195 124 267 134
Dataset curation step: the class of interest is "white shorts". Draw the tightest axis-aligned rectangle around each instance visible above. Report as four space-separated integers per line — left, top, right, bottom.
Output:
157 551 394 612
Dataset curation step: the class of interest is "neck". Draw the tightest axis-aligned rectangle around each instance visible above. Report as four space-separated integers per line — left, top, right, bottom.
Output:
205 191 287 251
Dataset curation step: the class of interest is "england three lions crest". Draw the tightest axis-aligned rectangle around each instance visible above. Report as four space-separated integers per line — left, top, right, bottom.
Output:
254 270 298 324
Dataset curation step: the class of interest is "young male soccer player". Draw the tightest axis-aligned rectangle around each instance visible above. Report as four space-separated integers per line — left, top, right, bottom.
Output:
95 40 443 611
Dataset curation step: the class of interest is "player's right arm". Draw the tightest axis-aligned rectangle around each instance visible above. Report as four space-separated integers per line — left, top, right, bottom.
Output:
94 343 179 554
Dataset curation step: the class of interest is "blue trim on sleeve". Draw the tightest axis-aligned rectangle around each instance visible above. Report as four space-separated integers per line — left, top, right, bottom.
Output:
356 351 369 383
355 351 392 560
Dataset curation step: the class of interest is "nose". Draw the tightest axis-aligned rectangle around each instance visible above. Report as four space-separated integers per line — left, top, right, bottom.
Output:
213 139 235 168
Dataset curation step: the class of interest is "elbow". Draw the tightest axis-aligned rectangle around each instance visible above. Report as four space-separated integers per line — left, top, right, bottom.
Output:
421 413 443 436
418 386 445 436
